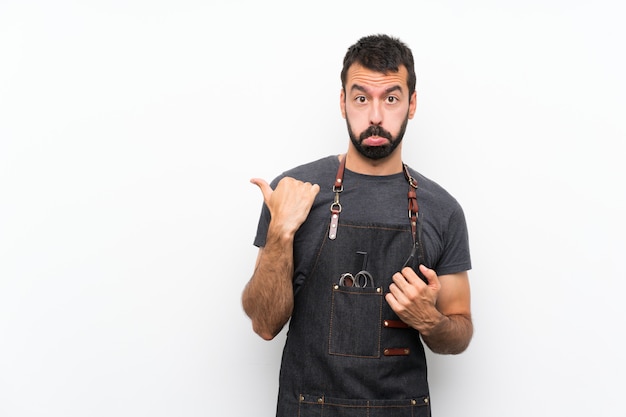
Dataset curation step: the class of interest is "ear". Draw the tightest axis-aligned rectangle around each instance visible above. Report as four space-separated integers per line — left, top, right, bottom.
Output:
340 89 346 119
408 91 417 119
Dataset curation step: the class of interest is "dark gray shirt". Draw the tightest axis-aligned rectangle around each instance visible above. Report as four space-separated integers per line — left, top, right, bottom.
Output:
254 155 472 291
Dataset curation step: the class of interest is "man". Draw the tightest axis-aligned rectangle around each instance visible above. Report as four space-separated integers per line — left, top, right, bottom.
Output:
242 34 473 417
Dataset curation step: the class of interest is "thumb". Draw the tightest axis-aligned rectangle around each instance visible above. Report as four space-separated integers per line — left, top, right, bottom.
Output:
250 178 273 203
419 264 440 287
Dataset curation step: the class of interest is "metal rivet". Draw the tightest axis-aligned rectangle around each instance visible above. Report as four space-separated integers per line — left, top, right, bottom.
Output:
424 397 429 404
300 395 305 401
411 399 416 405
317 397 323 403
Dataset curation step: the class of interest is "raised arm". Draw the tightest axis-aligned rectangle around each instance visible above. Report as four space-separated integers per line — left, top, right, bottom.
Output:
241 177 320 340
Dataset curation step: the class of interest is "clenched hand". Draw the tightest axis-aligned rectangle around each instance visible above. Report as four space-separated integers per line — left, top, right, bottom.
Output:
250 177 320 237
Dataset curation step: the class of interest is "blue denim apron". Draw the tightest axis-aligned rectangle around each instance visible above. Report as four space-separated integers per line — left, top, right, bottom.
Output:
276 188 432 416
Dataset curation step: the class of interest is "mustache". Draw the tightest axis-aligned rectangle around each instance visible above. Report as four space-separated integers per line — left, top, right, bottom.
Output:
359 125 393 142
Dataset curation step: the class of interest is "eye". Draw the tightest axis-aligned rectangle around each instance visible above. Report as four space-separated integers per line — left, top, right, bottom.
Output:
355 96 367 104
386 96 398 104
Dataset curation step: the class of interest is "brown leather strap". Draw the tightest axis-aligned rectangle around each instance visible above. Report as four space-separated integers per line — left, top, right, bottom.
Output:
329 155 346 240
334 154 346 189
403 163 419 243
383 347 410 356
383 319 410 329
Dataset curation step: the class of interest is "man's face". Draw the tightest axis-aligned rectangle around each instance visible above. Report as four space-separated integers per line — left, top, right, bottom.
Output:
340 64 416 160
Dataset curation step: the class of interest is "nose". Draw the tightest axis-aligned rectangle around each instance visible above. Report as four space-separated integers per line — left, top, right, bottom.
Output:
369 101 383 125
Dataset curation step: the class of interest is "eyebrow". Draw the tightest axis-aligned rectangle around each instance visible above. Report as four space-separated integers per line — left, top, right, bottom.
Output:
350 84 404 95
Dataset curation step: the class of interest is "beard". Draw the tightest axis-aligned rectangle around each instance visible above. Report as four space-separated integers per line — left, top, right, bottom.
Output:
346 114 410 160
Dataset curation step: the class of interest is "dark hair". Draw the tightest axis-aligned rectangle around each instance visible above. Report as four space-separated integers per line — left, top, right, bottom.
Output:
340 34 416 95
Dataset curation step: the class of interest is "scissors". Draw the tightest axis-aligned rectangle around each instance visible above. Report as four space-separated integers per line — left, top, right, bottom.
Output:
339 270 374 288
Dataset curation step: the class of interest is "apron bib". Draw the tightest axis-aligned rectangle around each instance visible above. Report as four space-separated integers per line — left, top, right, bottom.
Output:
277 226 431 417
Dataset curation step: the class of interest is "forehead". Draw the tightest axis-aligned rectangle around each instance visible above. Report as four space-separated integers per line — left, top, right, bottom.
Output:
345 64 409 92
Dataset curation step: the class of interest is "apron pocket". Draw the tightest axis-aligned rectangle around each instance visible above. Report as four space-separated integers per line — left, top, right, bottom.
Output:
329 285 383 358
298 393 430 417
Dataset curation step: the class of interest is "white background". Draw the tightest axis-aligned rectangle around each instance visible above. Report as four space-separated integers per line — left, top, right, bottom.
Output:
1 1 625 416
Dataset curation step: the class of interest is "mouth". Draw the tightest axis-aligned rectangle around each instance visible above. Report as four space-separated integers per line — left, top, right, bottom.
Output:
359 125 392 146
361 136 390 146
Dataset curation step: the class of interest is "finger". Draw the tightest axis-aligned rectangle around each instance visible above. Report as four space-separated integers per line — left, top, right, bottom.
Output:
385 292 402 312
390 271 410 290
299 180 321 202
250 178 273 203
387 283 406 303
386 283 409 308
400 266 425 286
419 264 439 287
389 273 413 303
